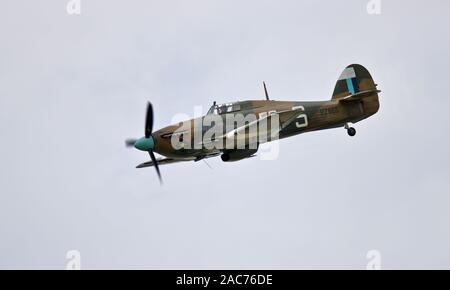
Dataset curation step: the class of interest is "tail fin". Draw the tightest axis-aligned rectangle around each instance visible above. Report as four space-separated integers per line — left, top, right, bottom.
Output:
332 64 378 100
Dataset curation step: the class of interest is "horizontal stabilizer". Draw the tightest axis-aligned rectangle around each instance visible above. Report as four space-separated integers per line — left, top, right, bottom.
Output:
339 89 381 102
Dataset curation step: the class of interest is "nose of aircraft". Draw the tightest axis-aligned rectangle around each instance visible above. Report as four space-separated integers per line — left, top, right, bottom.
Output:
134 136 155 151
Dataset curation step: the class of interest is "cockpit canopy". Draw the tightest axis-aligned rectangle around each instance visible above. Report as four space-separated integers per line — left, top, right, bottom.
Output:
207 102 242 115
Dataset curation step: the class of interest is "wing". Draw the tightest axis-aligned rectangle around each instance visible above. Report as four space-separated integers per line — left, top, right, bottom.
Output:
199 108 305 147
136 157 195 168
278 108 307 130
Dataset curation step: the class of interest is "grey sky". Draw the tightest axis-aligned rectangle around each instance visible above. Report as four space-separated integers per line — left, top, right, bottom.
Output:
1 0 449 269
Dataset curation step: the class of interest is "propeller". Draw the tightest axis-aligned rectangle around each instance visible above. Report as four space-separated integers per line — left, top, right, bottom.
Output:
145 102 153 138
148 151 162 183
126 102 162 184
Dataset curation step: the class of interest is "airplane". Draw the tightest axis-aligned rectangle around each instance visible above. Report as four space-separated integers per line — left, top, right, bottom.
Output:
126 64 380 183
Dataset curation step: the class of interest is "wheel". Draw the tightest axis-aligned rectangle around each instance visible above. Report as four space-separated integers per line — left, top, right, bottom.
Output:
347 127 356 137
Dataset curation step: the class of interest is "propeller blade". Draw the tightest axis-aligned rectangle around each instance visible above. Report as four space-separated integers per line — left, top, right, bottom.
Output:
125 139 137 147
149 150 162 184
145 102 154 138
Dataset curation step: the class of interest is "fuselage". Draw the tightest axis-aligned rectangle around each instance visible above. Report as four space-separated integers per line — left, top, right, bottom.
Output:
151 94 379 159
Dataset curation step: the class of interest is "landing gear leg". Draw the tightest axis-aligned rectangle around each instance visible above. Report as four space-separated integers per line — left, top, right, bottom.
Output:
345 123 356 137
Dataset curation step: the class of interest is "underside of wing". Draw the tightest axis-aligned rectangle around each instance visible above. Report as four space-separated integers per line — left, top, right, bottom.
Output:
136 157 195 168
